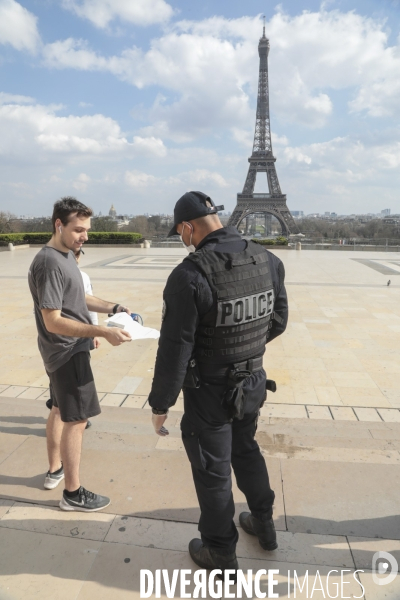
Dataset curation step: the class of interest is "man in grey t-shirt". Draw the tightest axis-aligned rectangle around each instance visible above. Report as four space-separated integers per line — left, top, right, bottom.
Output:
28 197 132 512
29 245 92 373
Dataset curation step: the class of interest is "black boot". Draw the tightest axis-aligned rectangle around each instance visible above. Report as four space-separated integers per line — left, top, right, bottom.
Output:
189 539 238 581
239 512 278 551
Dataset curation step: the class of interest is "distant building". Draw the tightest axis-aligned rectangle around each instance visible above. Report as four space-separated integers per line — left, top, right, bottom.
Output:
109 204 117 218
321 212 338 220
292 211 304 218
381 209 391 217
383 215 400 226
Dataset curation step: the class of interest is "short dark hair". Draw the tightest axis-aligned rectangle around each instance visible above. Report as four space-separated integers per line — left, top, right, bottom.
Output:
52 196 93 233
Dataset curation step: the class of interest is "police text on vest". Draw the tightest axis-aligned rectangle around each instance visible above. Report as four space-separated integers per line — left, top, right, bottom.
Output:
216 291 275 327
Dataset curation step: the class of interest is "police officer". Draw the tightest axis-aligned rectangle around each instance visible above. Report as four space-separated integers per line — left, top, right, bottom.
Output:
148 191 288 577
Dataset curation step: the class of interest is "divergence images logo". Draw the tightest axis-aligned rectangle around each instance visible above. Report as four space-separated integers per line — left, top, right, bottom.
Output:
372 551 398 586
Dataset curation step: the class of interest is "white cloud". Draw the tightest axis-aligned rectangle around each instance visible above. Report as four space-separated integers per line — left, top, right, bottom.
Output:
283 136 400 174
0 92 35 105
42 38 116 71
350 76 400 118
137 119 193 144
0 97 166 159
272 133 289 146
0 0 41 53
73 172 91 191
125 170 157 187
42 32 254 139
42 8 400 136
284 147 312 165
231 127 253 148
184 169 229 188
166 169 229 189
279 135 400 213
62 0 173 29
131 135 167 157
264 8 400 120
125 166 229 195
2 6 400 216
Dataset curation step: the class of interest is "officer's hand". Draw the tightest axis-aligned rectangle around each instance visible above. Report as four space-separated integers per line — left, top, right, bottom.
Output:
152 413 169 436
103 327 132 346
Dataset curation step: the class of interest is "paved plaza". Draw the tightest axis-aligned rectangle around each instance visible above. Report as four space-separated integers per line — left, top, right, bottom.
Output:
0 246 400 598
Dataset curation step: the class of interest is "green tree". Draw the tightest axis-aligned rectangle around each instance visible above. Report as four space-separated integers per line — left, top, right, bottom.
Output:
90 216 118 232
296 217 399 242
122 216 155 237
148 215 161 229
20 218 53 232
0 212 14 233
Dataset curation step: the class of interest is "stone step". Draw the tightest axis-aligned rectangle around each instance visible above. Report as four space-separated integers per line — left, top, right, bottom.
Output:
0 501 359 568
2 383 400 422
1 397 400 451
1 397 399 476
1 397 400 544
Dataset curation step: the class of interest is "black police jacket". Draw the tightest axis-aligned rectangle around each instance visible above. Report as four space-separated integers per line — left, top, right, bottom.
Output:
148 227 288 411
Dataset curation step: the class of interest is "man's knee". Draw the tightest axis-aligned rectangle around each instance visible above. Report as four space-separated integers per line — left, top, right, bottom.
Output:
62 419 88 429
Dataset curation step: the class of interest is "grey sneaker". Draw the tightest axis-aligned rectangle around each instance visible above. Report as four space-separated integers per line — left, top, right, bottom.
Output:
44 466 64 490
59 486 110 512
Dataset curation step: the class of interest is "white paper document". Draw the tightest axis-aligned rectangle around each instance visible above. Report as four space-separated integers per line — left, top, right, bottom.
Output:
105 312 160 340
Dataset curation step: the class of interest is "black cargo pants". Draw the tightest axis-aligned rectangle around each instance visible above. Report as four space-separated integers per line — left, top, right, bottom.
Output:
181 369 275 554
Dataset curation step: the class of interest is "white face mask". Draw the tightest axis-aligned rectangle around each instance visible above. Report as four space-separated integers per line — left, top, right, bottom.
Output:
179 222 196 253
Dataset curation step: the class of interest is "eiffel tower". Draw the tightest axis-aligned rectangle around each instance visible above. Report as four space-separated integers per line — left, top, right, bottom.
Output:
228 22 297 236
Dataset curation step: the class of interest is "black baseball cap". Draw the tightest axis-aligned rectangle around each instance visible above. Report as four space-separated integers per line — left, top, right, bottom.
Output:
167 191 224 237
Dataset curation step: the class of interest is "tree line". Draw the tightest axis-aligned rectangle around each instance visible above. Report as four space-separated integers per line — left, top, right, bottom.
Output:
0 212 171 237
2 210 399 240
296 218 400 240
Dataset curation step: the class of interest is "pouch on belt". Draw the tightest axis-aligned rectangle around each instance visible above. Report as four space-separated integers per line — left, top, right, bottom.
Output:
221 368 252 420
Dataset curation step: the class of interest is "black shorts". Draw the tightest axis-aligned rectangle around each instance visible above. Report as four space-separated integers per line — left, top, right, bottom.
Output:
47 352 101 423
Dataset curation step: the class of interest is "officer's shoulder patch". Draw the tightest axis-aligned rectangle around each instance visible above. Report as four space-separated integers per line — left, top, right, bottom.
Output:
162 300 167 321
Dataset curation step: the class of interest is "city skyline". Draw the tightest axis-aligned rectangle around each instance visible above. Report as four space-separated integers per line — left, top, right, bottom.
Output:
1 0 400 217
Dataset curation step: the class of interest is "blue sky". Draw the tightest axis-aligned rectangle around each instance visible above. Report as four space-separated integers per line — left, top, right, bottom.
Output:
1 0 400 217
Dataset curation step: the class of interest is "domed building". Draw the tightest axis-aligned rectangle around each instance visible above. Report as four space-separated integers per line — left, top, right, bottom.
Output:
109 204 117 219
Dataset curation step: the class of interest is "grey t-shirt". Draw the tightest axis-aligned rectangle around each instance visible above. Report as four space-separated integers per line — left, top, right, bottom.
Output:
28 246 92 372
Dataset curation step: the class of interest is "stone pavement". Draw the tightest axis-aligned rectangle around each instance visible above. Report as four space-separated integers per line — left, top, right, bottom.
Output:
0 246 400 598
1 246 400 410
0 396 399 599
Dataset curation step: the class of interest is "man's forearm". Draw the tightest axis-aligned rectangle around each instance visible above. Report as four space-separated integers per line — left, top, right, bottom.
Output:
86 295 116 314
46 314 108 339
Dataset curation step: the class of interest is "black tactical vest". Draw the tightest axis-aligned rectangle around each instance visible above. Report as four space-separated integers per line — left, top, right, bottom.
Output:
185 240 275 365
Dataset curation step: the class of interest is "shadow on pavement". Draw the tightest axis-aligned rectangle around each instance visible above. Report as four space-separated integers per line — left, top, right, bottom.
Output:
0 474 51 491
0 426 45 437
0 506 398 597
0 416 47 425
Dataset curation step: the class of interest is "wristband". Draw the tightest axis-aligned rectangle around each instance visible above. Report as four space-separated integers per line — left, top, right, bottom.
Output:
152 408 168 415
112 304 120 314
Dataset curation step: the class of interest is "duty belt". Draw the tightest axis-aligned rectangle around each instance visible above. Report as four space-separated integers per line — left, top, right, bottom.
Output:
199 356 264 380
